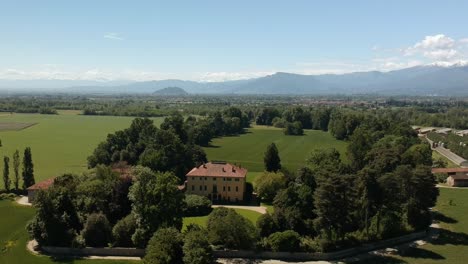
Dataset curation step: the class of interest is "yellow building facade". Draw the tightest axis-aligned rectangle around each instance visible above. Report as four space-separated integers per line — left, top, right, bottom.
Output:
185 162 247 202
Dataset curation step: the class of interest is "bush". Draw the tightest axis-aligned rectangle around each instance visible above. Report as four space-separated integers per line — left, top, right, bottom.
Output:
81 212 112 247
266 230 301 252
284 121 303 136
183 225 213 264
207 207 258 250
0 193 16 201
185 194 212 217
143 227 183 264
112 214 136 247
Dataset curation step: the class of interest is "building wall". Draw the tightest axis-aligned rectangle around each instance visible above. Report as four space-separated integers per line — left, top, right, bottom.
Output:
185 176 245 202
447 174 468 187
27 190 36 203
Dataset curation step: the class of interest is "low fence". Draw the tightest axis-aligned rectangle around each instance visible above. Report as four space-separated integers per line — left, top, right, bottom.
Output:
214 231 427 261
39 230 426 261
41 246 145 257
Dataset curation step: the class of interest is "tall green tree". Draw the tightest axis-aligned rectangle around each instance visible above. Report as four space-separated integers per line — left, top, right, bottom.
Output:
22 147 35 190
143 227 183 264
313 174 357 242
129 167 185 247
3 156 10 191
13 150 20 191
264 143 281 172
183 225 213 264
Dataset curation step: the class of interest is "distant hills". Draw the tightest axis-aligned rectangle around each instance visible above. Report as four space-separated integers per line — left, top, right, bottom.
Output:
1 64 468 96
153 87 188 96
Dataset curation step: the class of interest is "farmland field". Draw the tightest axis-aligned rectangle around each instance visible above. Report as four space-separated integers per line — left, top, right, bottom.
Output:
204 127 348 181
0 113 165 183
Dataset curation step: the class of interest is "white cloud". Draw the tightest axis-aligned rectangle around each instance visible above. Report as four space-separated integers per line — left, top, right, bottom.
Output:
414 34 455 50
403 34 466 63
197 71 274 82
104 32 124 40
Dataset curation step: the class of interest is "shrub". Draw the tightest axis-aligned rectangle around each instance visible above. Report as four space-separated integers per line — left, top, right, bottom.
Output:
143 227 183 264
112 214 136 247
81 212 112 247
266 230 301 252
184 194 212 217
284 121 303 136
207 207 258 250
0 193 16 201
183 225 213 264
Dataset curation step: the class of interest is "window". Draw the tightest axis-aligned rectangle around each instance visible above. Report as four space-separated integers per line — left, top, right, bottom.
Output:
223 186 226 191
199 185 202 191
223 178 225 181
205 177 207 181
213 177 216 181
228 186 231 192
235 179 239 182
200 177 202 180
204 185 207 191
227 178 232 181
191 185 194 191
236 186 238 192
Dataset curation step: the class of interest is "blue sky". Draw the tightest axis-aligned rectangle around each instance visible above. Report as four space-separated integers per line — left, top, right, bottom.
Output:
1 0 468 81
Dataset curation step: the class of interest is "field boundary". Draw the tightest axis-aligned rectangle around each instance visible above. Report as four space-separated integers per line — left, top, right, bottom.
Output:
0 122 37 131
28 230 427 261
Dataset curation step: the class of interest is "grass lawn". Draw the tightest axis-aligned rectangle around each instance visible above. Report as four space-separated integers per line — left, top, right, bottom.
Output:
204 127 347 182
0 200 135 264
0 113 164 184
2 188 468 263
183 208 262 231
432 150 459 168
356 188 468 264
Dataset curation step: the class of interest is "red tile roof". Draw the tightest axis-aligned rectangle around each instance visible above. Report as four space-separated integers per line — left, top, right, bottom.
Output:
26 178 55 191
186 162 247 178
432 168 468 173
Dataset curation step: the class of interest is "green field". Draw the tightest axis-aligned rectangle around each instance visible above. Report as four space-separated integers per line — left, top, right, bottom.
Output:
204 128 348 178
0 113 164 183
182 208 261 231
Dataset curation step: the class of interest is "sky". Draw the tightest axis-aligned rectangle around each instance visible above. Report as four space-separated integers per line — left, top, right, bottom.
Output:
1 0 468 82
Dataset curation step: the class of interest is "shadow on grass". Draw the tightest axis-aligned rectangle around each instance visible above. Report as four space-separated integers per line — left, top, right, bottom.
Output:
433 211 458 224
399 247 444 260
432 228 468 246
348 254 407 264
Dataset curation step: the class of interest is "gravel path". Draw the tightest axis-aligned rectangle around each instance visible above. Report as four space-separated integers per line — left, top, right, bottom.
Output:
26 240 141 261
16 196 32 206
212 205 267 214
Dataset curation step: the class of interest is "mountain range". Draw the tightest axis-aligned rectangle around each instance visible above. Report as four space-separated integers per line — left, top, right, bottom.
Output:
1 64 468 96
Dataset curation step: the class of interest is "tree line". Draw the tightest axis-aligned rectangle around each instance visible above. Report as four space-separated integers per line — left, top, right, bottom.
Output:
2 147 35 194
255 114 437 251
